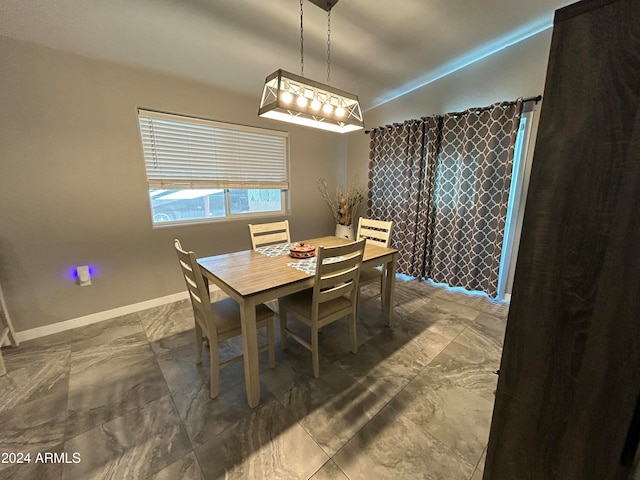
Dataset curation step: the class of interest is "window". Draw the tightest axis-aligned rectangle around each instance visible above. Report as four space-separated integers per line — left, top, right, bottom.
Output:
137 109 289 225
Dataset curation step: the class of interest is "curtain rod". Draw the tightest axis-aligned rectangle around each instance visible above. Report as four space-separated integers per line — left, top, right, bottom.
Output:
364 95 542 134
523 94 543 103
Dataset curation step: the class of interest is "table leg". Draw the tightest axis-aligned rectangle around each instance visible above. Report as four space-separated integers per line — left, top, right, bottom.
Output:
383 253 397 327
239 298 260 408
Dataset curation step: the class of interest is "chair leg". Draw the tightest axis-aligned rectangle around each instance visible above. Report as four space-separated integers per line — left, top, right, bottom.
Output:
209 340 220 399
349 313 358 354
279 306 288 350
380 267 387 312
267 318 276 369
311 325 320 378
195 321 203 364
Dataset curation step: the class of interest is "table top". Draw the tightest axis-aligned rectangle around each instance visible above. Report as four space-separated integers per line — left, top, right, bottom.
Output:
197 235 396 298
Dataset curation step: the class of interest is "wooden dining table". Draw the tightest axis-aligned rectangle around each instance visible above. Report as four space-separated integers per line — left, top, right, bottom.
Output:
197 235 398 407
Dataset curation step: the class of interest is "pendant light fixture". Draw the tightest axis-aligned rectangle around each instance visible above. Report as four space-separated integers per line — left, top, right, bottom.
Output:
258 0 364 133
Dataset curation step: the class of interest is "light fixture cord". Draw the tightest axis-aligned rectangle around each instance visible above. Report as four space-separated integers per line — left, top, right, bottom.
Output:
326 7 331 83
300 0 304 77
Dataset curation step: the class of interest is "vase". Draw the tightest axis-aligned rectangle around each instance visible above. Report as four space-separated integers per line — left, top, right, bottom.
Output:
335 223 355 240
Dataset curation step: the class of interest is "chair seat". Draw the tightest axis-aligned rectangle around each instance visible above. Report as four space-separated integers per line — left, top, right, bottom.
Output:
212 297 273 335
279 289 352 321
359 266 382 285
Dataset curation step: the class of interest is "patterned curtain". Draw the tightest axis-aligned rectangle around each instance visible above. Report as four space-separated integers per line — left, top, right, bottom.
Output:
367 99 522 297
367 120 428 277
427 100 522 297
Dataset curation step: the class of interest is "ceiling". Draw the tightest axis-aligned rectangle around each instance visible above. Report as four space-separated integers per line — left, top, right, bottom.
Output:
0 0 576 111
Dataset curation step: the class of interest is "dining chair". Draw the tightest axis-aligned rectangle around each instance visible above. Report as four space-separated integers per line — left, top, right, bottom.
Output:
356 217 394 311
278 239 366 378
174 239 275 398
248 220 290 249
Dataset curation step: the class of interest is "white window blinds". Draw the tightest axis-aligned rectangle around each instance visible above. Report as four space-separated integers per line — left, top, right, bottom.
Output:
137 109 289 190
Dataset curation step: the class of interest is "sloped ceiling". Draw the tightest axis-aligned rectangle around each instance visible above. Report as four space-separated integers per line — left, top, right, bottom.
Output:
0 0 576 110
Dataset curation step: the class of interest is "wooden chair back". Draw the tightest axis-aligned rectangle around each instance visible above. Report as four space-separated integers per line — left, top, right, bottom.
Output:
311 239 366 319
248 220 291 249
357 218 393 247
174 239 214 338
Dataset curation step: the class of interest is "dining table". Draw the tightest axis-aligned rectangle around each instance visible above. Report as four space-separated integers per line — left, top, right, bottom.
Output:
197 235 398 408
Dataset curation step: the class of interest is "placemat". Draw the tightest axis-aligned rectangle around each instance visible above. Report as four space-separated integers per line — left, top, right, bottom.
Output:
286 256 343 275
255 242 297 257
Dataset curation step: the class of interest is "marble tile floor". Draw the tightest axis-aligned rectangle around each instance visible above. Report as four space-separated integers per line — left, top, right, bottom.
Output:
0 278 509 480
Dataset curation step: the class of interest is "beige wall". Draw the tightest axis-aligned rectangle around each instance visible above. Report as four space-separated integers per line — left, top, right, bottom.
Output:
0 36 346 332
347 29 554 295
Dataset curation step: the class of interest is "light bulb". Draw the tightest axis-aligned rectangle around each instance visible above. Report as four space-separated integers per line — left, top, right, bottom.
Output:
281 91 293 104
335 106 346 117
296 95 308 107
311 99 321 111
322 103 333 114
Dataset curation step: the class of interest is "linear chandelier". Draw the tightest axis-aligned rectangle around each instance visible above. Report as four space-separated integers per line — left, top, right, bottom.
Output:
258 0 364 133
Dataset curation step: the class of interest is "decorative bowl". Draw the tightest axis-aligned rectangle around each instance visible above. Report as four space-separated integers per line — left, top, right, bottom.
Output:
289 243 316 259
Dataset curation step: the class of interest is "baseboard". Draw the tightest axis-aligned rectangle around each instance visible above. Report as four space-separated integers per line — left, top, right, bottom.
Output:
504 293 512 301
12 286 219 343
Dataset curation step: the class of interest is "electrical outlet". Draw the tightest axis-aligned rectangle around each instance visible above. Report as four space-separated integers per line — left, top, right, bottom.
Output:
77 266 91 286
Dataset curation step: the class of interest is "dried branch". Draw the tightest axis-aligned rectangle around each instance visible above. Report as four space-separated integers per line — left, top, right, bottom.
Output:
318 178 364 226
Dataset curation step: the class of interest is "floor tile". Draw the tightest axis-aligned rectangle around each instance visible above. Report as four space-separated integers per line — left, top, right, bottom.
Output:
455 312 506 361
389 367 494 465
3 330 71 354
403 297 480 340
66 342 169 438
277 365 388 456
156 340 210 393
430 284 509 318
62 395 191 480
195 396 329 480
171 361 274 448
71 314 147 352
335 327 431 402
307 309 387 364
333 404 475 480
356 297 392 330
427 340 500 402
471 447 487 480
0 442 65 480
0 392 68 473
0 335 70 412
147 451 204 480
410 328 453 362
149 328 196 357
393 288 435 321
401 279 442 297
309 460 350 480
138 300 194 345
155 332 244 393
261 334 334 397
358 282 381 301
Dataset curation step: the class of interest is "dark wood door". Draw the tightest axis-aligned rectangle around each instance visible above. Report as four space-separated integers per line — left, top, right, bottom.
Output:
484 0 640 478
